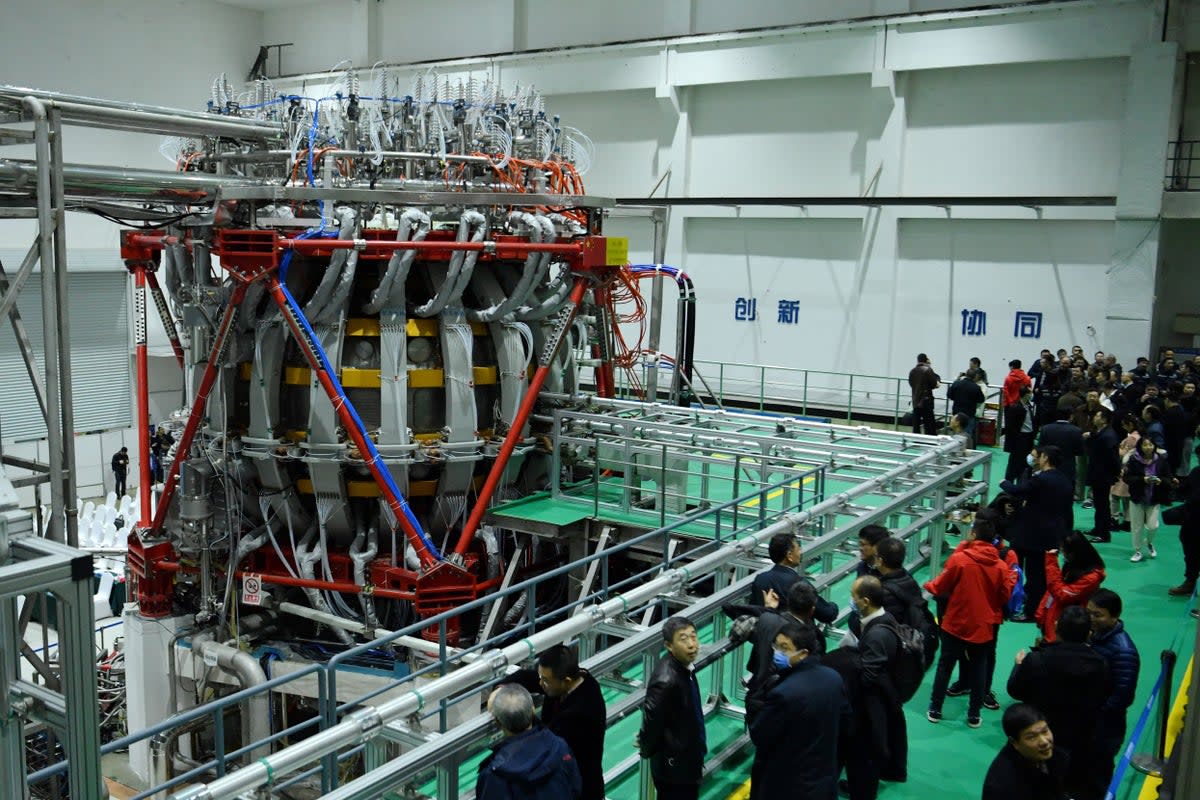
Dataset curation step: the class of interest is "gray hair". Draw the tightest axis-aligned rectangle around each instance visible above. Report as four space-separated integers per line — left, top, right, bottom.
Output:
490 684 534 734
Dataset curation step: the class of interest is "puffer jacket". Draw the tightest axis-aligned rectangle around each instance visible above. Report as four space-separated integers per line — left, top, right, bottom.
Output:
1123 452 1173 506
1090 621 1141 714
923 539 1015 643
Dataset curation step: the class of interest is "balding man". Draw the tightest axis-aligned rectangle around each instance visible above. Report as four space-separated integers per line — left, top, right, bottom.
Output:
477 684 582 800
848 575 907 798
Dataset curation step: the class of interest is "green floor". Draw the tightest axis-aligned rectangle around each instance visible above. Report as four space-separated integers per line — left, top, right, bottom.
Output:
411 446 1197 799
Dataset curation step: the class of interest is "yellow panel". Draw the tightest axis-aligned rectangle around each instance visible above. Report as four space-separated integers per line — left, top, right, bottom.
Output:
341 368 382 389
347 480 382 498
238 363 252 381
413 432 443 442
285 429 308 442
404 318 487 336
472 366 499 385
406 318 439 337
409 368 445 389
295 478 314 494
408 480 438 497
284 366 312 386
605 236 629 266
345 318 381 337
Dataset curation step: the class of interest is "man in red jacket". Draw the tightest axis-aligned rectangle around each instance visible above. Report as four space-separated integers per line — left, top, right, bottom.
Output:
923 510 1016 728
1002 359 1032 407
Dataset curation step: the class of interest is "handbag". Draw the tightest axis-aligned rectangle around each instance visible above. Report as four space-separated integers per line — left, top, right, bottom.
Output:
900 412 916 427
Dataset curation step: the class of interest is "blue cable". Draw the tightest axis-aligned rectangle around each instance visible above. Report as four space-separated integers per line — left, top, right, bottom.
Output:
278 231 442 561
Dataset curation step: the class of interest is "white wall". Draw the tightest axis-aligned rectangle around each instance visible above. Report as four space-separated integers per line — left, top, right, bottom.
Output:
0 0 263 504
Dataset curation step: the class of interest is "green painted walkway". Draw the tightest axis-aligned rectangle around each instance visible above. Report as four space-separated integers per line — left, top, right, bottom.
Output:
404 446 1197 799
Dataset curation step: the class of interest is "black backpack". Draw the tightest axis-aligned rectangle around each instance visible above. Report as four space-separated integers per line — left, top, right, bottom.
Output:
879 616 932 704
883 583 940 672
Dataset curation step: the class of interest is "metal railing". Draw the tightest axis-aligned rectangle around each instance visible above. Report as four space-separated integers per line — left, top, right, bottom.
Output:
612 359 1002 427
1166 140 1200 191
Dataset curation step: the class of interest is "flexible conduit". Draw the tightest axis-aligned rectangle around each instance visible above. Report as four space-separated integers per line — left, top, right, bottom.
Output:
276 231 442 564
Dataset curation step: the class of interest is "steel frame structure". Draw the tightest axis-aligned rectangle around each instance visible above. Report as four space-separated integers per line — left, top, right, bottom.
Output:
0 534 103 800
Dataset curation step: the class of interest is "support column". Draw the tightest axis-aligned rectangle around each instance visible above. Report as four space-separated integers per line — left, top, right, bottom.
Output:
1109 42 1179 365
133 264 153 525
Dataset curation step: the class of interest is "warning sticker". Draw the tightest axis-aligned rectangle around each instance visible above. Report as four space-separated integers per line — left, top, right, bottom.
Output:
242 574 263 606
605 237 629 266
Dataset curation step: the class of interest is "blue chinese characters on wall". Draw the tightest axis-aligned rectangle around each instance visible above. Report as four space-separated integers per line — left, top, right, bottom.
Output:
734 297 758 321
961 309 986 337
777 300 800 325
1013 311 1043 339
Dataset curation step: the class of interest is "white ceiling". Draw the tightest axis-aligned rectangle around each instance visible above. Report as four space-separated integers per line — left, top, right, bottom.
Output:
213 0 329 11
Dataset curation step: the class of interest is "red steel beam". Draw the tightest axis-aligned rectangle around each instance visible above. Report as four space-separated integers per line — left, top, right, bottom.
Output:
132 265 153 525
455 276 589 556
281 238 583 255
148 282 248 534
156 560 417 601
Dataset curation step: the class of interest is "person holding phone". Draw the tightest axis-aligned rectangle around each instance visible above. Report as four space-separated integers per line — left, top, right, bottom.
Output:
1122 437 1173 563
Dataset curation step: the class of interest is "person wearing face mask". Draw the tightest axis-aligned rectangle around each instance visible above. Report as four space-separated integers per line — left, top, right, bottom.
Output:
748 622 853 800
1000 445 1074 622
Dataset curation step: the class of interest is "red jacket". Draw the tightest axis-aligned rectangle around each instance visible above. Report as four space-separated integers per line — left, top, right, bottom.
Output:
1002 369 1032 406
924 540 1015 644
1036 552 1105 643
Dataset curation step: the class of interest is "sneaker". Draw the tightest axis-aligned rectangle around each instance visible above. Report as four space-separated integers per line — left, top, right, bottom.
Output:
927 709 942 723
1130 551 1144 563
967 716 983 728
1088 534 1112 543
1192 609 1199 620
945 684 969 697
1082 499 1094 509
1168 582 1196 597
983 692 1001 711
1149 545 1158 559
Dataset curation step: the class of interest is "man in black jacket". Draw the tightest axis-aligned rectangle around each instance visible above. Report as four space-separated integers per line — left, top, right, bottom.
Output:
749 622 853 800
1004 385 1037 480
1084 407 1122 543
111 446 130 497
908 353 941 435
1035 410 1084 489
948 369 985 447
477 684 582 800
848 576 905 797
1006 606 1111 799
501 645 606 800
749 532 826 607
638 616 706 800
1087 589 1141 797
1000 445 1074 620
982 704 1070 800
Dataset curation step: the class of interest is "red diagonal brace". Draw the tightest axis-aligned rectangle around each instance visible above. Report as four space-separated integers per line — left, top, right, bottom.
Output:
455 276 589 556
147 282 249 535
262 275 441 570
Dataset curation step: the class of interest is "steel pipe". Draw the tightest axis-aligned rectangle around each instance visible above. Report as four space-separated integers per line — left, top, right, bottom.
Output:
282 237 584 256
194 641 271 762
167 438 958 800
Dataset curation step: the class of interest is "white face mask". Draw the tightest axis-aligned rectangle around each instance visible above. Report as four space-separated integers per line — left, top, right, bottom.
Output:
1026 453 1036 467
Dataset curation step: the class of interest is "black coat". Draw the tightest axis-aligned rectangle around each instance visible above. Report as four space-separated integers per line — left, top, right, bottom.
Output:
1036 422 1084 482
1006 642 1111 767
1000 468 1075 550
982 743 1071 800
948 377 984 417
476 725 582 800
502 670 606 800
749 567 837 623
879 569 925 626
749 659 852 800
1003 400 1035 452
639 654 706 785
1086 426 1122 485
1090 621 1141 715
1123 453 1173 506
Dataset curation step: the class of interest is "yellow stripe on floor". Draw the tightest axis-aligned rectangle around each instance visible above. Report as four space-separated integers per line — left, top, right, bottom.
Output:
727 778 752 800
1138 656 1193 799
739 474 816 509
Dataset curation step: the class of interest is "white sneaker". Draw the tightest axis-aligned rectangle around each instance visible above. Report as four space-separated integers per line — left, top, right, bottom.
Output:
1130 551 1144 563
1149 545 1158 559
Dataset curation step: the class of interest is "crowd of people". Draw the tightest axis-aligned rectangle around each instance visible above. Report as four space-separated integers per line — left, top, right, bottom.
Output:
474 345 1195 800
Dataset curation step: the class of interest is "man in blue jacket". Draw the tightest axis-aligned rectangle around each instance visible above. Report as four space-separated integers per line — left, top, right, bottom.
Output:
1087 588 1141 798
749 621 853 800
477 684 582 800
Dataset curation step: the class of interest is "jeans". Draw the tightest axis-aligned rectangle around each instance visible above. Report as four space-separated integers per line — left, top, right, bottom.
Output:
913 402 937 435
955 625 999 692
929 630 990 717
114 470 127 498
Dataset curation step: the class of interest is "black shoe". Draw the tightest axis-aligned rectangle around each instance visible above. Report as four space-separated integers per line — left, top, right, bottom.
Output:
945 684 969 697
1118 520 1132 532
1087 534 1111 543
983 691 1001 711
880 774 907 783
